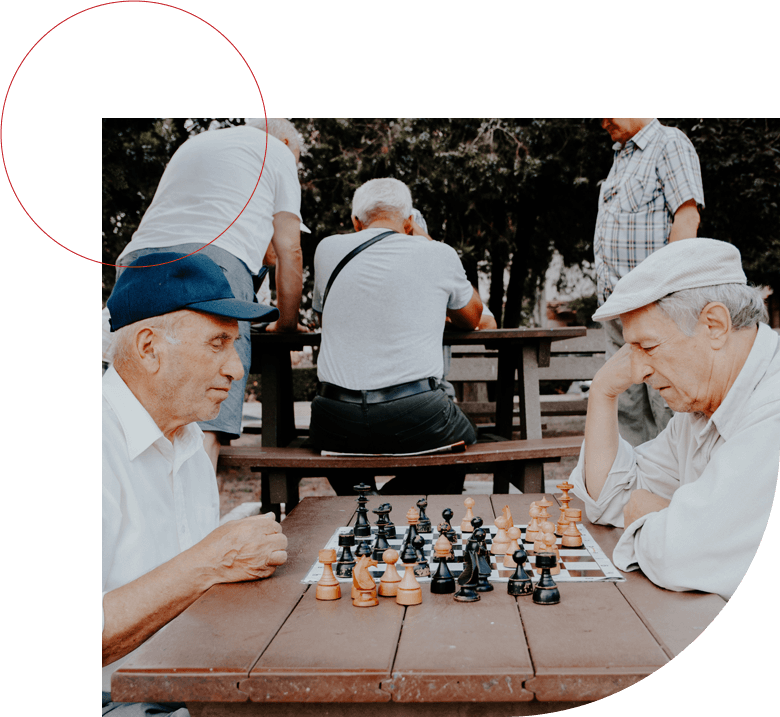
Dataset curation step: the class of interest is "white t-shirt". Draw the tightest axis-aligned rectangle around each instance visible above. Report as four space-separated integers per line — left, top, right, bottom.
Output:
313 228 475 389
117 125 301 274
102 366 219 691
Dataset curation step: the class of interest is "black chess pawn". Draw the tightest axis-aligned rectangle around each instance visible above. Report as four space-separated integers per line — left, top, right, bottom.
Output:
402 515 420 556
371 522 391 562
380 503 396 539
532 553 561 605
453 545 481 602
430 536 455 594
473 527 494 592
355 539 372 559
400 532 418 565
353 483 372 538
373 505 392 540
438 508 457 544
507 548 533 596
416 498 432 533
334 531 356 578
412 534 431 577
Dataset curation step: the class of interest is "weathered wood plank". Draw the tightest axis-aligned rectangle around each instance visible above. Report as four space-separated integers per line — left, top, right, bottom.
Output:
243 588 402 702
219 437 583 471
112 497 355 703
563 496 727 659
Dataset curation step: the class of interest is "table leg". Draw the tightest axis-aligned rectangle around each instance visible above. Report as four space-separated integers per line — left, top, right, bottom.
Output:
493 344 546 494
259 348 297 449
495 349 519 440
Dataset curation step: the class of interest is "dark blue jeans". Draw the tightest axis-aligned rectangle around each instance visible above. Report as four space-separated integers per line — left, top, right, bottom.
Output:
309 386 476 495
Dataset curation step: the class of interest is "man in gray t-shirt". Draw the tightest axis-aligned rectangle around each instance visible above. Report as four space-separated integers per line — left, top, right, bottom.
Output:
310 178 483 494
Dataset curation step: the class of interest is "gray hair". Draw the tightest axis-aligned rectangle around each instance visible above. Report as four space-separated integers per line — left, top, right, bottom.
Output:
352 178 413 226
655 283 768 336
111 311 185 368
244 118 301 157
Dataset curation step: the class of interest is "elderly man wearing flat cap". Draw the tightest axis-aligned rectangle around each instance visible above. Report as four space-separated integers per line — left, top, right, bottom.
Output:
102 253 288 715
570 238 780 600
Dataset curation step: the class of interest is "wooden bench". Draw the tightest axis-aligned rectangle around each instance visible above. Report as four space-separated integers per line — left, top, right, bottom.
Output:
448 328 605 426
218 435 584 519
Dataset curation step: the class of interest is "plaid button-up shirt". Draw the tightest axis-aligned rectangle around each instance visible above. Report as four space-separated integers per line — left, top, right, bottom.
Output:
594 119 705 303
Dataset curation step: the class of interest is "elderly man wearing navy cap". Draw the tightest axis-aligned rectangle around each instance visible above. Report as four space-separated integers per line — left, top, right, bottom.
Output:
569 238 780 599
105 118 307 473
102 253 287 715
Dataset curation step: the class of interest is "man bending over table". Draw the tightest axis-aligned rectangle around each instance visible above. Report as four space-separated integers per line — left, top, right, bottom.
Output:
570 238 780 599
309 177 483 494
102 253 288 715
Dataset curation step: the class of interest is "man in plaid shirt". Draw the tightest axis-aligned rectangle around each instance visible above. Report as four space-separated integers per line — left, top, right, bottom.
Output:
594 118 704 446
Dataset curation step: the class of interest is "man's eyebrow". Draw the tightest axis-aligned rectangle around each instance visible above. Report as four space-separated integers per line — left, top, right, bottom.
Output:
207 332 234 341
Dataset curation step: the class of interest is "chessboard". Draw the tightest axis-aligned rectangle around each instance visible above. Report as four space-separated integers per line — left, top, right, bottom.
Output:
303 523 625 584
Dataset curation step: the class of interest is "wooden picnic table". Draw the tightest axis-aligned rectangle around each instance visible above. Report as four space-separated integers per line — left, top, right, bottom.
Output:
249 326 587 491
112 494 726 716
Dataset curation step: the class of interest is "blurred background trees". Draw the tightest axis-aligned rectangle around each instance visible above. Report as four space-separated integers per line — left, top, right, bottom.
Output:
103 118 780 326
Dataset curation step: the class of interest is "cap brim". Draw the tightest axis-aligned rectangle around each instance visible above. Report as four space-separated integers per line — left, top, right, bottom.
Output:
187 298 279 322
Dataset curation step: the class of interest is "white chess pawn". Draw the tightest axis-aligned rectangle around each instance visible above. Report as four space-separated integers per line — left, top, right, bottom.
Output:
526 503 542 543
461 497 476 532
378 548 402 597
503 526 522 568
491 516 510 555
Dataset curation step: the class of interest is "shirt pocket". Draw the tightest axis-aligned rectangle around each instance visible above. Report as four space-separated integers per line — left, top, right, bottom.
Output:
619 175 660 213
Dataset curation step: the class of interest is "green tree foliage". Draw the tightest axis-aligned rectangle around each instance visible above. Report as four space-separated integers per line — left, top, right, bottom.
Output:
103 118 780 322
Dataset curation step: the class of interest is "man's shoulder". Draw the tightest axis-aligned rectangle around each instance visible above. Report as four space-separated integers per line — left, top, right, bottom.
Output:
315 232 364 257
653 122 697 151
184 125 291 160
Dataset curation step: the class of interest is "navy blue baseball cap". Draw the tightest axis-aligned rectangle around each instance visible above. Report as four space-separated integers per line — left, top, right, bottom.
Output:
107 252 279 331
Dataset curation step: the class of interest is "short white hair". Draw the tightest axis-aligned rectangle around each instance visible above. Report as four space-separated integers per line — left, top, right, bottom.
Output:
111 311 185 368
245 117 301 156
352 178 413 226
655 283 769 336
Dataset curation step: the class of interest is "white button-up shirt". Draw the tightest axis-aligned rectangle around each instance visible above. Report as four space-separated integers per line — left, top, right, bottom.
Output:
102 366 219 692
570 324 780 599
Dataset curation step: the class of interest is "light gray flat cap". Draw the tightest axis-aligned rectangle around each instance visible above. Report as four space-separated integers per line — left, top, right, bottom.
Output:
593 238 747 322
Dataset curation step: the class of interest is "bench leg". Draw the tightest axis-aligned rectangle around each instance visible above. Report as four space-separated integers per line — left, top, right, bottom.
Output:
493 460 544 494
255 469 284 521
521 461 544 493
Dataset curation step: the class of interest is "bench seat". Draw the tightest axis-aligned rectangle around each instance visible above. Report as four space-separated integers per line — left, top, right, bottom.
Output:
219 436 584 518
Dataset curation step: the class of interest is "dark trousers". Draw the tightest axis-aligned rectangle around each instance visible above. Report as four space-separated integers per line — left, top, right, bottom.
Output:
309 386 476 496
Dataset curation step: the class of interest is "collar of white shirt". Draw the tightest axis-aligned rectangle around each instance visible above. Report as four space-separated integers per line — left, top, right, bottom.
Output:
707 323 778 442
102 364 204 463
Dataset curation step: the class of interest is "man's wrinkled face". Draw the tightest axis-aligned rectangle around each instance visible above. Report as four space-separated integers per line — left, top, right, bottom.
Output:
621 304 716 415
156 311 244 426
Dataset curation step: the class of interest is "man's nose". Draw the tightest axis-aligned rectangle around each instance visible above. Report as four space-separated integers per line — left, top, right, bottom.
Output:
630 348 653 384
222 342 245 383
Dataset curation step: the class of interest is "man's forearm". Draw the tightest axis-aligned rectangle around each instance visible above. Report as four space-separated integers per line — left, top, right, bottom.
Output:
667 200 699 243
102 549 215 666
582 386 622 501
274 247 304 329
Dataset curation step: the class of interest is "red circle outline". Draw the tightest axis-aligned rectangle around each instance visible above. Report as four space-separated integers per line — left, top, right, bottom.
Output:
0 1 267 268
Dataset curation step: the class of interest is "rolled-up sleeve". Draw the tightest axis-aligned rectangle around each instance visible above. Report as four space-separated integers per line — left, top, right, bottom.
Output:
570 419 682 527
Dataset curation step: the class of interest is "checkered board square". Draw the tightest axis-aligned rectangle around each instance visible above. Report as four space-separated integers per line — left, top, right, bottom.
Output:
303 524 625 584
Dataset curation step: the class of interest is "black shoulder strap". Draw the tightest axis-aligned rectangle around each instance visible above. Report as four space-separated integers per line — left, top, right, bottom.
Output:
320 230 396 311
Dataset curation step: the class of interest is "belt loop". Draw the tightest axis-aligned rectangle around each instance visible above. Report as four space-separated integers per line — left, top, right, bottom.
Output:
429 377 437 390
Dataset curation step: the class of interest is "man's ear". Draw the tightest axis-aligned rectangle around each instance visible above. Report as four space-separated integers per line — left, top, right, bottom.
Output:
135 327 162 373
352 216 363 232
699 302 732 349
403 216 414 235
